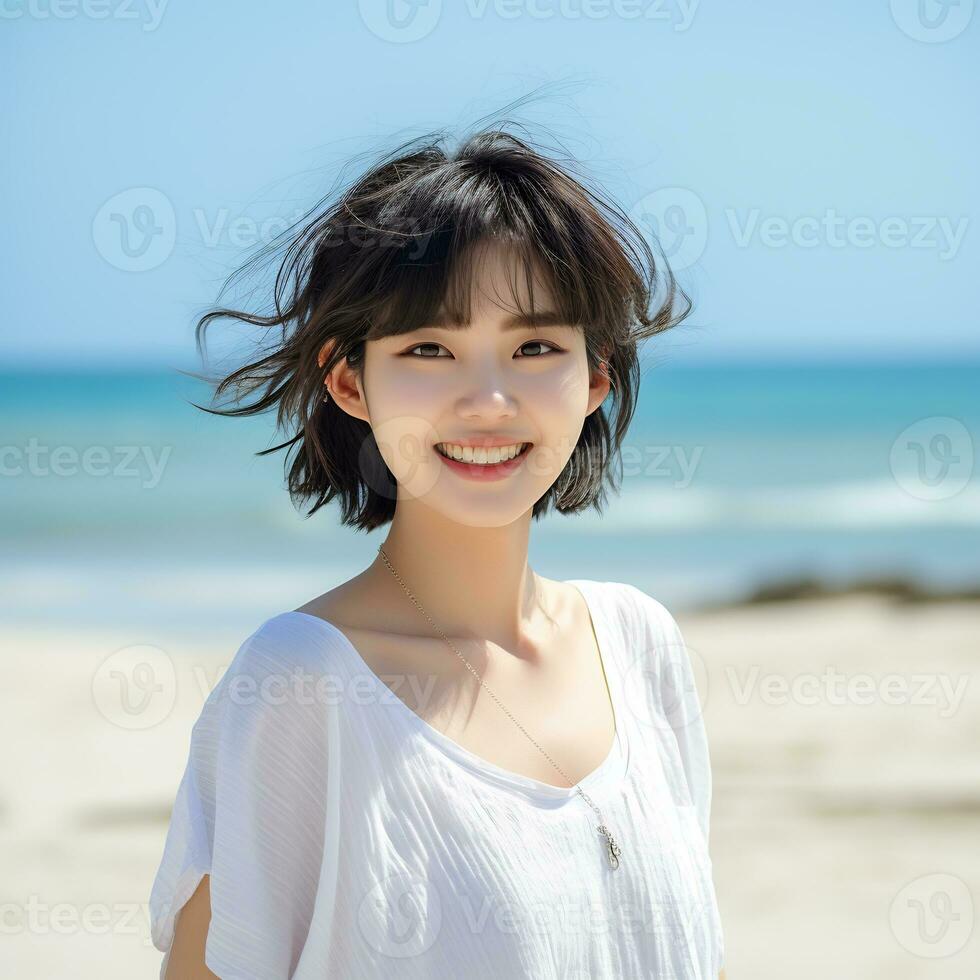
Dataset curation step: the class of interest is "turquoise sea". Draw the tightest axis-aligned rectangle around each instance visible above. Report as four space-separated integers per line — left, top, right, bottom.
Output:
3 362 978 633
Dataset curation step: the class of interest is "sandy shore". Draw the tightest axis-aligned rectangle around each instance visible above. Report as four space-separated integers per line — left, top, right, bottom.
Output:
1 594 977 978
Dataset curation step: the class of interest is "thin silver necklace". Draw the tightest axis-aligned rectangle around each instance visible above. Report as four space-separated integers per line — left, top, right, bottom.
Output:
377 545 623 870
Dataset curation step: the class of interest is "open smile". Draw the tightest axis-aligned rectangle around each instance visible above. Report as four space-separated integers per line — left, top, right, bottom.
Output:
433 442 533 482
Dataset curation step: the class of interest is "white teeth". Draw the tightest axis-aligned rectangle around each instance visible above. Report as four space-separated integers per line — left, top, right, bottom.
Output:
436 443 527 464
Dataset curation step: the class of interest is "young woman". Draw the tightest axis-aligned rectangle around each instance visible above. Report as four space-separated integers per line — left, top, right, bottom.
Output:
149 127 727 979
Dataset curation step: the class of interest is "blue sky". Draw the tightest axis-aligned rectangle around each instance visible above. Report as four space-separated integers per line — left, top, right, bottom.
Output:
2 0 977 367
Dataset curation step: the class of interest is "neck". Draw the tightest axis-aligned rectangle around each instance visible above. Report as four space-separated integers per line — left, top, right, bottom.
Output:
368 499 548 651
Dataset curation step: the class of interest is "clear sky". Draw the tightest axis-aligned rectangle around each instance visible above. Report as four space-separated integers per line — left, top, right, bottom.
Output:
2 0 977 367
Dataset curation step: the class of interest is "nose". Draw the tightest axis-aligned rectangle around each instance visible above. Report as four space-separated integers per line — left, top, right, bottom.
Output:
457 382 518 422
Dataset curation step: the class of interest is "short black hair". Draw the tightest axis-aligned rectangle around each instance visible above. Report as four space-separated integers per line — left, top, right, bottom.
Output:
186 124 692 532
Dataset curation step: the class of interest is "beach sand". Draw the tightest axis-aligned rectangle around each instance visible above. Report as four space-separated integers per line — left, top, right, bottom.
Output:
1 594 977 978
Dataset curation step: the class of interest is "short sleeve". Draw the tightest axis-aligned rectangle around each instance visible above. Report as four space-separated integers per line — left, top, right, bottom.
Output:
622 584 714 850
149 619 332 979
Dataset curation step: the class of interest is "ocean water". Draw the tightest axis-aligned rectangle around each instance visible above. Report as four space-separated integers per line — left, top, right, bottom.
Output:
3 362 978 631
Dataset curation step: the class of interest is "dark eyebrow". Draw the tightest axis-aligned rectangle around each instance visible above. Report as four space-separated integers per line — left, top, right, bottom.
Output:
422 311 573 331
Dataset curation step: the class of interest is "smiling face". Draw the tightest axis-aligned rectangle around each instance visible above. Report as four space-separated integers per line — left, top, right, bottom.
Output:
325 238 611 529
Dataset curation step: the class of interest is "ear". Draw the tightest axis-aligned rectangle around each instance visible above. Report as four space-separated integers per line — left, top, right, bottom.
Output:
316 339 332 370
586 352 612 416
318 338 370 424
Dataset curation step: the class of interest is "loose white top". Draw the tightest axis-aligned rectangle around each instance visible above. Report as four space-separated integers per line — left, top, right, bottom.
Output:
149 579 725 978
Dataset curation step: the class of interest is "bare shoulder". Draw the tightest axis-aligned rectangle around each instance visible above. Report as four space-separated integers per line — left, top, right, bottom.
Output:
293 572 382 631
291 574 435 684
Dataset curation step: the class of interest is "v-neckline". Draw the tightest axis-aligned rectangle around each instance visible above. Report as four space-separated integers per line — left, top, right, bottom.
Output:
285 579 630 805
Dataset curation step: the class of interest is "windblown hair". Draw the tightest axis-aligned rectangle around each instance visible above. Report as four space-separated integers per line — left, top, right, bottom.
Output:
187 123 692 531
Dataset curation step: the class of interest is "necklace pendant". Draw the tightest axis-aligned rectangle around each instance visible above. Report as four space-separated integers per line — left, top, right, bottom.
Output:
596 823 622 870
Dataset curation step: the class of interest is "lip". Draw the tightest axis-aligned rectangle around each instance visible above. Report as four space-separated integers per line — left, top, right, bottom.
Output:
434 442 533 482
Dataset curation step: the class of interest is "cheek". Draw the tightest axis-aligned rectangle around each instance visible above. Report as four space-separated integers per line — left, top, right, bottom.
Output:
521 367 592 478
536 378 585 433
360 356 443 482
366 360 439 407
537 361 592 424
362 360 449 442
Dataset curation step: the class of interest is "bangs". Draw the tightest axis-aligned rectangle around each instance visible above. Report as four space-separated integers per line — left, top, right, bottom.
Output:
360 149 629 346
367 236 585 342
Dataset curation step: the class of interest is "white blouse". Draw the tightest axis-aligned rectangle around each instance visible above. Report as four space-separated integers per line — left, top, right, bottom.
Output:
149 579 725 978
